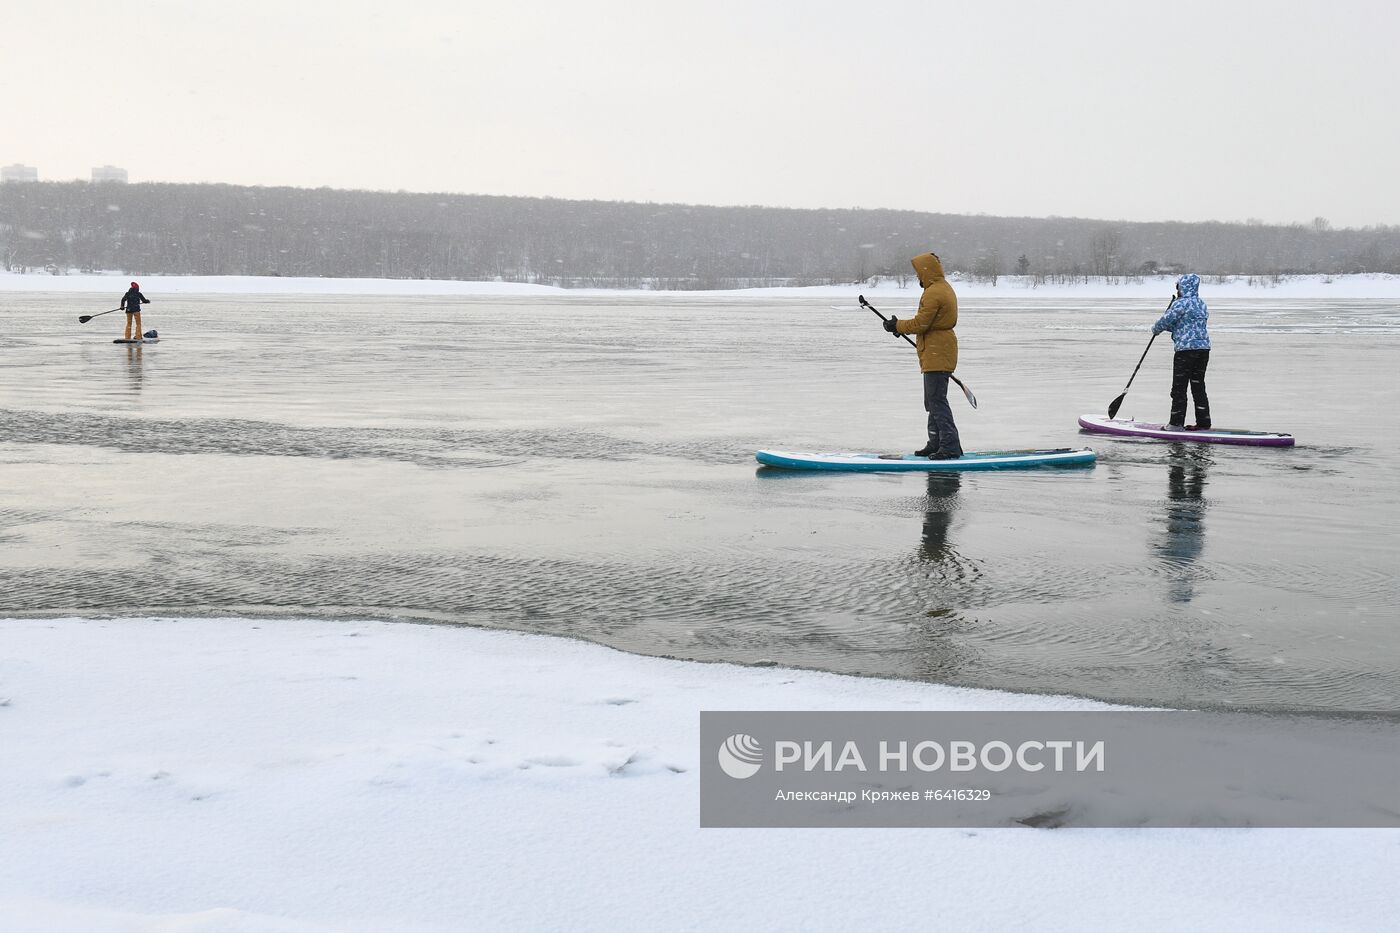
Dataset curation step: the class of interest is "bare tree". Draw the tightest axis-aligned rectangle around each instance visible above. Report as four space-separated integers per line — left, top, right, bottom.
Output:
853 243 875 283
973 249 1000 285
2 181 1396 285
1088 225 1124 281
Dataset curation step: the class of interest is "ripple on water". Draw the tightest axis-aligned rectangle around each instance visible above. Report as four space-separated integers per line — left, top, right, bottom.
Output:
3 293 1398 713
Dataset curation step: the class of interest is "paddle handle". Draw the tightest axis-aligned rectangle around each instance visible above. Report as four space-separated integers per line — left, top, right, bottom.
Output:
1123 331 1159 389
858 294 917 349
1123 296 1177 388
78 308 122 323
859 294 977 409
1106 297 1175 417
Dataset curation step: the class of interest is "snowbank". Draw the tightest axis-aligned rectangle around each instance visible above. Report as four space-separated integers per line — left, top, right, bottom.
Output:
2 270 1398 299
1 617 1394 932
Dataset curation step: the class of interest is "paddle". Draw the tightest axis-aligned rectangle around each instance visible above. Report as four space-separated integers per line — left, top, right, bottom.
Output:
78 308 122 324
1106 296 1175 418
857 294 978 409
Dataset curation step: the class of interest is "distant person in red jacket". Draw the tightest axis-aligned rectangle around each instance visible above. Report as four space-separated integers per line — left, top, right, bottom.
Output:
120 282 150 340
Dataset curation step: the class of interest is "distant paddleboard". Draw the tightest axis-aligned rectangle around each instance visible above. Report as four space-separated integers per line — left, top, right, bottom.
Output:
1078 414 1293 447
113 338 160 344
755 448 1096 472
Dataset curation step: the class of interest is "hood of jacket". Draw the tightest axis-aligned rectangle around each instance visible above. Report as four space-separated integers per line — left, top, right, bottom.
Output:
912 253 946 288
1176 272 1201 299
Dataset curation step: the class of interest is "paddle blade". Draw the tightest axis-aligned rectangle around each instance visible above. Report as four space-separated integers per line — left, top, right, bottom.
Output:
1107 393 1126 419
947 375 978 409
78 315 91 323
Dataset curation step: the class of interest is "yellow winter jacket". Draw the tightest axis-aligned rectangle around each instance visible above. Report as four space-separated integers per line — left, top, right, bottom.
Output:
895 253 958 372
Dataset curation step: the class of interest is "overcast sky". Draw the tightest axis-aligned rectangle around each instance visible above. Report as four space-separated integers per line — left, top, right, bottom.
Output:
4 0 1396 227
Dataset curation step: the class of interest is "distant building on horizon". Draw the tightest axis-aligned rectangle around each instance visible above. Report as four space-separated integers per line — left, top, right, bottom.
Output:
2 164 38 183
91 165 128 183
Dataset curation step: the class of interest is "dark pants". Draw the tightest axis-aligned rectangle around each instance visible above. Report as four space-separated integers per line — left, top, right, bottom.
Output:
1170 349 1211 428
923 372 963 455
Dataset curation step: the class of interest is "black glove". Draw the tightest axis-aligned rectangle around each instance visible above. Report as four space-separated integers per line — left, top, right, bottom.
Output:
883 316 899 334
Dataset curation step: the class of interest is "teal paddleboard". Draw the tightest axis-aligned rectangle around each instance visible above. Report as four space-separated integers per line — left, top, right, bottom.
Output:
755 448 1096 472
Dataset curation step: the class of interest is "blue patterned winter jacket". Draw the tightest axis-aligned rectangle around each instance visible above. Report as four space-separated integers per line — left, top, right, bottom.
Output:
1151 273 1211 350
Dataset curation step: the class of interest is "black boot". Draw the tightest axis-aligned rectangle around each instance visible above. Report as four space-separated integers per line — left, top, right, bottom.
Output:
914 442 936 457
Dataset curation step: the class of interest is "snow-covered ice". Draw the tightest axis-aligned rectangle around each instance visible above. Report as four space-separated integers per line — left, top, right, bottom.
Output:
1 617 1395 932
2 270 1399 299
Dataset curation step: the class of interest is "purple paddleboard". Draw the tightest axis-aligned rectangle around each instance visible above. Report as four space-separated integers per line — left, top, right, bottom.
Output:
1078 414 1294 447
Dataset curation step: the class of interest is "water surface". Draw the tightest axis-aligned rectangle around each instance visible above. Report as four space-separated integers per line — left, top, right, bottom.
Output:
1 290 1396 711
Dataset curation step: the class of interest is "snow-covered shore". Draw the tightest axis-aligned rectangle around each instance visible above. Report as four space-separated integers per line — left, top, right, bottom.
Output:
2 270 1399 299
1 617 1395 932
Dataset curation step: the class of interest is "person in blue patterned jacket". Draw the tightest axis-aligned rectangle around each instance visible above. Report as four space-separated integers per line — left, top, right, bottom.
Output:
1151 273 1212 429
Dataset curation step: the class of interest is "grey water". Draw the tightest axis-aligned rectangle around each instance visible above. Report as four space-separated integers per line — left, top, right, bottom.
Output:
1 289 1397 712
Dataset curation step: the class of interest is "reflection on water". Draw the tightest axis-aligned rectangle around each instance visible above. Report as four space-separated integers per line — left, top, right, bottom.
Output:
909 471 982 681
0 291 1397 712
918 472 962 563
124 345 145 392
1155 445 1211 603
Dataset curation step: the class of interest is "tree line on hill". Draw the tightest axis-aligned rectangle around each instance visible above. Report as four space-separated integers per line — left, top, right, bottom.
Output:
3 181 1398 287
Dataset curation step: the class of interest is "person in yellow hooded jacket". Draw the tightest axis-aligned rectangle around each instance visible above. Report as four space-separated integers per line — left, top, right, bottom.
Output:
881 252 962 459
